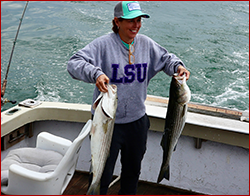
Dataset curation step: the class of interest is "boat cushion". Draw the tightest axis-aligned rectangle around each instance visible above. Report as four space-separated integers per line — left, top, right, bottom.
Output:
1 147 63 186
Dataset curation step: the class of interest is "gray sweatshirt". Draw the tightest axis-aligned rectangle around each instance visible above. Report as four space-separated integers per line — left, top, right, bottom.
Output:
67 32 185 124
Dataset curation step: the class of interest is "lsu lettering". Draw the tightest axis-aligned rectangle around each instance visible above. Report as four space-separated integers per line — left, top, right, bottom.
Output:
111 63 147 83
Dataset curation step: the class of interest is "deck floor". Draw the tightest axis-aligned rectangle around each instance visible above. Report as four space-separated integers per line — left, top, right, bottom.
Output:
63 171 203 195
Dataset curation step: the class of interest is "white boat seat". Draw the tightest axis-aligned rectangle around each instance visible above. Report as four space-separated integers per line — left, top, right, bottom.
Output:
1 119 92 195
1 148 63 186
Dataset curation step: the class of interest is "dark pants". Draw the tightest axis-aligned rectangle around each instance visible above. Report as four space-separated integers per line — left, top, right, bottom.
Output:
98 114 150 195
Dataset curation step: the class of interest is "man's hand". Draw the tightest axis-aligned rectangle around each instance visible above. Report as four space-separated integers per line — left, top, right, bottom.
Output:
177 65 190 80
96 74 110 92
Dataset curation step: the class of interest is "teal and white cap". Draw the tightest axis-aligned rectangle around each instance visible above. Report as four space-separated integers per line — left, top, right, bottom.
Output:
114 1 150 19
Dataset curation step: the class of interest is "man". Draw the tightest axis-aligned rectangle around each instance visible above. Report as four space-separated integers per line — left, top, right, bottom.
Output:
67 1 190 194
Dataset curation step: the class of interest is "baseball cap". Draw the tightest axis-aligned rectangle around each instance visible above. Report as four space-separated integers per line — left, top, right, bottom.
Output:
114 1 150 19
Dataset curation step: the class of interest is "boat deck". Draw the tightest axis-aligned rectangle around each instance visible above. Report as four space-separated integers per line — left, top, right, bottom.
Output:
63 171 203 195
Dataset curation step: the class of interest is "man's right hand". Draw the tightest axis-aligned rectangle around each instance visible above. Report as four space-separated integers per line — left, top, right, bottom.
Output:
96 74 110 92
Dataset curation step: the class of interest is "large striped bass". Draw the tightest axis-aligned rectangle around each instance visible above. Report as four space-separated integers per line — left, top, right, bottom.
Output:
157 73 191 183
87 84 118 195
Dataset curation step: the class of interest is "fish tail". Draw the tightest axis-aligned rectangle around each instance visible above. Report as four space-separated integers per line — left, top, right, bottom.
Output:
157 165 170 183
86 182 100 195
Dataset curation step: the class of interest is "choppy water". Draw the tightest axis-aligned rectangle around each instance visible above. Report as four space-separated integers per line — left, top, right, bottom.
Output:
1 1 249 112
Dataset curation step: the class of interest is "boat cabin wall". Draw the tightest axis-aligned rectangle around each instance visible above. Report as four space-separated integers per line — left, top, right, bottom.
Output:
1 120 249 195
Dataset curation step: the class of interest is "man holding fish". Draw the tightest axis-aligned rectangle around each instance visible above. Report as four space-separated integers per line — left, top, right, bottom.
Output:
67 1 190 195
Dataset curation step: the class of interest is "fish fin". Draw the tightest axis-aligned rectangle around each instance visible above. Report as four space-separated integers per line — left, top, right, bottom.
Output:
86 182 100 195
160 134 165 147
160 131 165 147
89 161 93 171
92 93 103 110
182 104 187 117
101 95 114 119
157 165 170 183
173 143 177 151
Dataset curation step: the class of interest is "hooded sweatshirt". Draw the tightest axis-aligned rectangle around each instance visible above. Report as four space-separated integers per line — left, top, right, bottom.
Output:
67 32 185 124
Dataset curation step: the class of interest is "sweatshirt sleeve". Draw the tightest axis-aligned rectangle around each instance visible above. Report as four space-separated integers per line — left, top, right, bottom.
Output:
147 36 185 80
67 42 104 83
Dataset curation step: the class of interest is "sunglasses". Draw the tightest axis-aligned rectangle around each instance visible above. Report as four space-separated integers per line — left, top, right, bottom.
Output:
129 44 135 65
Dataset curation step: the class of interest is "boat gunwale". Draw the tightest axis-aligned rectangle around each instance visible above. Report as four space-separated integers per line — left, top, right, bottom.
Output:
1 96 249 149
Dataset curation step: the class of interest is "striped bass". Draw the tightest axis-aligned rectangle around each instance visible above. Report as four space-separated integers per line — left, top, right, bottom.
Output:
157 73 191 183
87 84 118 195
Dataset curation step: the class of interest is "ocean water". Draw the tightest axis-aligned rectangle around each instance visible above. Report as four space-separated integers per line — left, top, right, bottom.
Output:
1 1 249 112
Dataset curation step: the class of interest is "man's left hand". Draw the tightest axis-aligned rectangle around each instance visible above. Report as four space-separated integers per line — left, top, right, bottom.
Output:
177 65 190 80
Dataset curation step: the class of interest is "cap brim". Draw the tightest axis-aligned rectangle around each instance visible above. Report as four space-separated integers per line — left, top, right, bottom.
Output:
121 13 150 19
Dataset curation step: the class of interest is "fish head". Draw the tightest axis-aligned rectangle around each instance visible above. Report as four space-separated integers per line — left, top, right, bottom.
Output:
92 92 103 110
108 84 117 96
101 84 118 119
171 73 191 104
